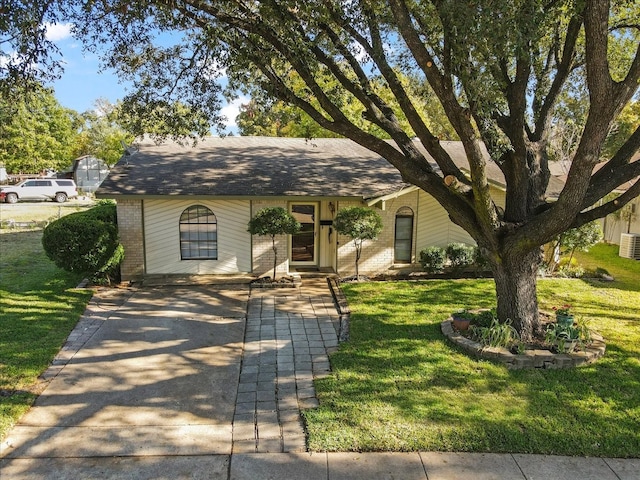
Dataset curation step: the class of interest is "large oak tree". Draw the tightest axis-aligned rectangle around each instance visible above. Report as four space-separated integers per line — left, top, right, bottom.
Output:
4 0 638 340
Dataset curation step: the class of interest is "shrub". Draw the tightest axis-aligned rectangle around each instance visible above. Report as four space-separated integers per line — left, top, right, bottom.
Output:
446 243 475 271
556 265 585 278
473 246 489 272
42 202 123 284
472 308 497 328
419 246 446 273
469 318 520 348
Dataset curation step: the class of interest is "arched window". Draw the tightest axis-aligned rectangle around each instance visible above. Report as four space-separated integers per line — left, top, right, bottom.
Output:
179 205 218 260
394 207 414 263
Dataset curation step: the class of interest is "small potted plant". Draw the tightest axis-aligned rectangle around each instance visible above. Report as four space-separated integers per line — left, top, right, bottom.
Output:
553 304 574 328
451 309 475 331
545 323 581 353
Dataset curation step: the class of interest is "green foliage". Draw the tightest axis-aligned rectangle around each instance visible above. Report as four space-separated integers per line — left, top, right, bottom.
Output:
419 246 447 273
559 221 603 256
72 99 134 166
0 226 92 439
445 243 475 271
114 98 216 142
333 207 383 242
557 221 603 267
306 245 640 455
602 100 640 159
247 207 300 237
41 202 122 284
236 73 457 141
544 315 594 354
248 207 300 280
556 265 585 278
334 207 383 279
472 308 497 328
0 83 76 173
237 99 342 138
469 317 520 349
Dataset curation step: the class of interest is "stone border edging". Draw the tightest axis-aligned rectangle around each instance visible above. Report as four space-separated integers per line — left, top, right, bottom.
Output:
441 320 606 369
327 277 350 342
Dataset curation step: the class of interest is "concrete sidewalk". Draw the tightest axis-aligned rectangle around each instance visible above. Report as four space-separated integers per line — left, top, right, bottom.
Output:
1 278 638 479
2 451 638 479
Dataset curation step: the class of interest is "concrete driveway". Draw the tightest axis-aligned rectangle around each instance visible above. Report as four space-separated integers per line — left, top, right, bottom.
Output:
1 285 248 463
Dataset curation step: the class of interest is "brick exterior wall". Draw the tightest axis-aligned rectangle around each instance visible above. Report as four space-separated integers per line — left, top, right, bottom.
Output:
116 199 145 281
336 192 419 277
251 200 291 277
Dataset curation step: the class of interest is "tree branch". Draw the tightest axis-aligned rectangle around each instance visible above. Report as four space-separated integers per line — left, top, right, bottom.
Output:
575 179 640 226
532 15 582 140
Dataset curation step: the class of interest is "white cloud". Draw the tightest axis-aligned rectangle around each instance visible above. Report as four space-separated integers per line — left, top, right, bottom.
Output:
45 22 73 42
220 95 250 129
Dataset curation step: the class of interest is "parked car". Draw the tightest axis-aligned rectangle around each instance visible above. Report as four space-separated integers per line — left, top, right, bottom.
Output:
0 178 78 203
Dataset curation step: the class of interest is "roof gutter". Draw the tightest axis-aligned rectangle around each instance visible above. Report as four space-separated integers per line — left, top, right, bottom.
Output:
366 185 419 210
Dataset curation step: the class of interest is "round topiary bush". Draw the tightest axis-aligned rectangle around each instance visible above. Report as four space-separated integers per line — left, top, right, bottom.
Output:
42 202 123 284
419 246 447 273
445 242 475 271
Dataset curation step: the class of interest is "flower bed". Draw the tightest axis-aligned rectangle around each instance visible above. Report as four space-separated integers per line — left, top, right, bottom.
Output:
441 318 606 369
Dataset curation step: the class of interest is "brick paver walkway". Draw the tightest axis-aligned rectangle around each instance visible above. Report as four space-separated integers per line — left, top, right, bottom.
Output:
232 284 340 453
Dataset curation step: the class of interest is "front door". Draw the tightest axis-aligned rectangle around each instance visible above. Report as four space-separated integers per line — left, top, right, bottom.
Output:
290 203 317 265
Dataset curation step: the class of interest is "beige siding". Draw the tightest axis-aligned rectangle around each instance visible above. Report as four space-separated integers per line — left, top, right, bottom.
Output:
144 199 251 274
601 196 640 244
416 191 475 250
493 187 506 209
416 185 506 252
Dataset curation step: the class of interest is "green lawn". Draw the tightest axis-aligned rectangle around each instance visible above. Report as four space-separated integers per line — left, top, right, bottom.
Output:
305 244 640 457
0 222 93 439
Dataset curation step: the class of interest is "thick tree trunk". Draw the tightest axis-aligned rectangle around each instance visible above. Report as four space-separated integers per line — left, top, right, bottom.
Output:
491 248 543 342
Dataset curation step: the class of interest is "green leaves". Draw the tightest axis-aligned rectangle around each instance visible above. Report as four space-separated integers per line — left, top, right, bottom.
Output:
247 207 301 237
41 202 122 283
0 83 76 173
333 206 383 241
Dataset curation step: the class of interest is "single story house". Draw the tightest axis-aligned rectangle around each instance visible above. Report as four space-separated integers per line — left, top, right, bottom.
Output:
96 136 562 282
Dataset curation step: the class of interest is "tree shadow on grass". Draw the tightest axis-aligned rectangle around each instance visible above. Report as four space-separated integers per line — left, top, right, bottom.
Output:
310 280 640 456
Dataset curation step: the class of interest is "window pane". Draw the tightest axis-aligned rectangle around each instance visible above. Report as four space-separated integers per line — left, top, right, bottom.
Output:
179 205 218 260
394 213 413 263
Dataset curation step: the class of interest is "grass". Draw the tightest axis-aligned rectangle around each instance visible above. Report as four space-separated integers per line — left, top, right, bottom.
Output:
0 205 94 439
305 244 640 457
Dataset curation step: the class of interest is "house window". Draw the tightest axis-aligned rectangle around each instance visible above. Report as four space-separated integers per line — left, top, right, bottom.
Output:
179 205 218 260
394 207 414 263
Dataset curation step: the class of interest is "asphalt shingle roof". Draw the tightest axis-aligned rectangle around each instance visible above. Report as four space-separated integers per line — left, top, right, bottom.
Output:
97 136 564 199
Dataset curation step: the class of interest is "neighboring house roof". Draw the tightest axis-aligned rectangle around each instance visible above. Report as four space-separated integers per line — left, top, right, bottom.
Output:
593 153 640 194
96 136 563 199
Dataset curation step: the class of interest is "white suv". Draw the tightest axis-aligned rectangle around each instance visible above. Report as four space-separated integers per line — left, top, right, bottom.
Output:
0 179 79 203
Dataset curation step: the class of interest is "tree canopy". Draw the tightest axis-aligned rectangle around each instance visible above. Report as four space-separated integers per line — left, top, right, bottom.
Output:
0 83 76 173
72 99 134 167
4 0 638 339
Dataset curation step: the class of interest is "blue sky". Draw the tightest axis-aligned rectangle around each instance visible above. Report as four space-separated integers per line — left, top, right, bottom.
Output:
46 23 246 133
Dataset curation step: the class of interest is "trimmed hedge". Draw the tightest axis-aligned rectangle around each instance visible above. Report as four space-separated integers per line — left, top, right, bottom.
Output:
419 246 447 273
42 201 123 284
445 242 475 270
420 243 479 274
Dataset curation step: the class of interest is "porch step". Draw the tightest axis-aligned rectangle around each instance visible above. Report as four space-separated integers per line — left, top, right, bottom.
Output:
140 274 255 286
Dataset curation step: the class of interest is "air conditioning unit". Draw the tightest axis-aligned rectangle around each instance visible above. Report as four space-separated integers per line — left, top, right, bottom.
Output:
619 233 640 260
